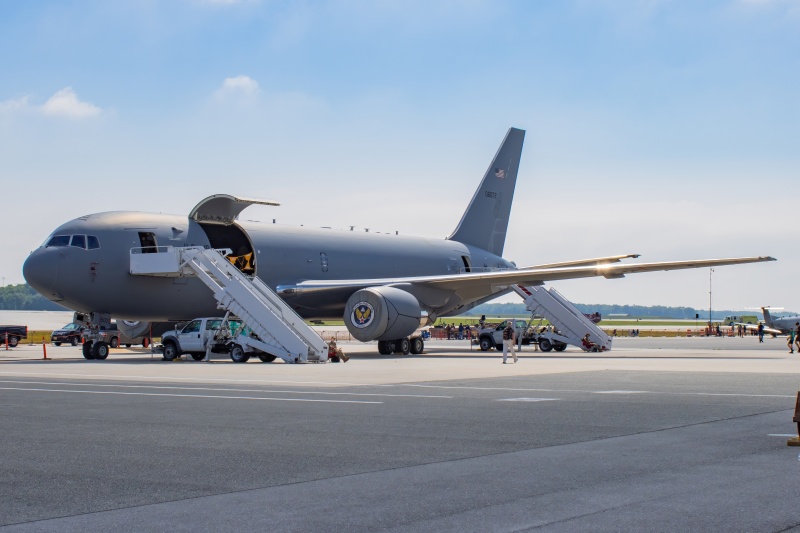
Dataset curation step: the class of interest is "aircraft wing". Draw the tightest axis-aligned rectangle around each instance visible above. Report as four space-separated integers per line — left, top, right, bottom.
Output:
284 256 776 297
741 323 784 335
522 254 641 269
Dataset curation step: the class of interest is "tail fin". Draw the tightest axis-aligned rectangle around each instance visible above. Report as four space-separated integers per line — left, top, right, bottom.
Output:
762 307 774 328
447 127 525 256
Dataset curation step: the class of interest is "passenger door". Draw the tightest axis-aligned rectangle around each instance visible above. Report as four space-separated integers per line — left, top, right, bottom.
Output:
178 320 203 352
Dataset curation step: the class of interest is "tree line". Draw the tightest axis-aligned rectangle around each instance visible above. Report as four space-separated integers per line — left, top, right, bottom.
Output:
0 284 67 311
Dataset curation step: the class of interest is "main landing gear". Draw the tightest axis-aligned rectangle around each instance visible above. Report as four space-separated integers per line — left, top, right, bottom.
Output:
377 336 424 356
82 341 110 360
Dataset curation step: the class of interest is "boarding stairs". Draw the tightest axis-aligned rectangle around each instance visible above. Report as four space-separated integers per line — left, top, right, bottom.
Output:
130 246 327 363
513 285 612 352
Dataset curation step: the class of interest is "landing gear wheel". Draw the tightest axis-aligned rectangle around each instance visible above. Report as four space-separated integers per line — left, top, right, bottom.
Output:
230 344 250 363
54 342 62 347
554 343 567 352
258 354 277 363
377 340 392 355
92 342 110 360
384 340 397 354
409 337 424 354
479 337 493 351
110 337 119 349
162 342 178 361
394 338 410 355
70 337 78 347
190 353 205 361
539 339 553 352
82 341 94 359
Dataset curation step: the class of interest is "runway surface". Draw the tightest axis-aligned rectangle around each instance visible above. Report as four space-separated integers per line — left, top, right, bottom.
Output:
1 337 799 532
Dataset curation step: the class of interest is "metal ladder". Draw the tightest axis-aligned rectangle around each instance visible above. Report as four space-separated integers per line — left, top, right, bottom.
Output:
131 246 327 363
513 285 612 351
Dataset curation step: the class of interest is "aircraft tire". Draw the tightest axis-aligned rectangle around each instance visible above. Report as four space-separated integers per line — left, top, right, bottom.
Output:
539 339 553 352
230 344 250 363
82 341 94 359
110 336 119 349
54 342 62 346
162 341 178 361
70 337 78 346
396 338 410 355
377 340 392 355
409 337 424 354
93 342 110 360
190 353 205 361
384 340 397 354
479 337 493 351
554 343 567 352
258 354 277 363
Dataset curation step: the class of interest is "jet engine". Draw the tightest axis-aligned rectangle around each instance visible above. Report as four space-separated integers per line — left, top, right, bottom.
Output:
344 287 427 342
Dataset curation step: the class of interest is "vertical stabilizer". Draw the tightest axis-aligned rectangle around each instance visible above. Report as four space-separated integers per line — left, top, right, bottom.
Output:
762 307 774 328
447 127 525 256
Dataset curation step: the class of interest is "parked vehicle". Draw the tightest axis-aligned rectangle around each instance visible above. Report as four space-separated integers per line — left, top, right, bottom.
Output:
475 320 568 352
52 322 150 348
0 325 28 347
159 317 278 363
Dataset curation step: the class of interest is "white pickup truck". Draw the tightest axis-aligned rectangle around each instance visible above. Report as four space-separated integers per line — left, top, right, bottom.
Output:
475 319 568 352
159 317 277 363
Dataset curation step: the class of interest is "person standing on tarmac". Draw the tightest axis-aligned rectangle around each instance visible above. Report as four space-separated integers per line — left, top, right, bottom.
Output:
788 327 796 354
757 322 765 343
794 323 800 353
502 320 517 364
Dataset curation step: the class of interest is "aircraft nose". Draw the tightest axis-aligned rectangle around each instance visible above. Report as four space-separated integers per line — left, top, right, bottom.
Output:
23 248 59 296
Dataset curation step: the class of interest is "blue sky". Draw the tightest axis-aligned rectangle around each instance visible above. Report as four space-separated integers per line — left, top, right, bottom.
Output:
1 0 797 310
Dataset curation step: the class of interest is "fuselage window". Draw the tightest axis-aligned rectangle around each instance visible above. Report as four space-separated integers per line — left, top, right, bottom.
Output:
46 235 70 247
139 232 158 254
87 236 100 249
70 235 86 249
320 252 328 272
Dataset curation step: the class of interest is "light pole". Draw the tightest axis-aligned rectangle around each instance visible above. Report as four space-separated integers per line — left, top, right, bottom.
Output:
709 267 714 330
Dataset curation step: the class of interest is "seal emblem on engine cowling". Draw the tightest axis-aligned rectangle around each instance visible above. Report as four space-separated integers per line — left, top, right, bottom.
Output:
351 302 374 329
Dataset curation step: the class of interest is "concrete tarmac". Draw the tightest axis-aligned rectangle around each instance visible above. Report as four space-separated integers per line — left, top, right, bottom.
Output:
1 337 799 532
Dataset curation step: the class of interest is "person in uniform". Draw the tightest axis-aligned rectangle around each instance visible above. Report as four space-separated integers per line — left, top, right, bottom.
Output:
502 320 517 364
328 337 349 362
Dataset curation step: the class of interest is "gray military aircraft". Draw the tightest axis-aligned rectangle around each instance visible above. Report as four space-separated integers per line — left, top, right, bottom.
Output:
753 307 800 336
23 127 776 358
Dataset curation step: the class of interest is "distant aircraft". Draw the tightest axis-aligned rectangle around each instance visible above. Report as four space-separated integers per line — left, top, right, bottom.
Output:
22 127 776 358
753 307 800 335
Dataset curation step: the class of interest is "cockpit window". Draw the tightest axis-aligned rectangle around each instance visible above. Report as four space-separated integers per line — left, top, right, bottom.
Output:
87 236 100 249
70 235 86 249
46 235 70 247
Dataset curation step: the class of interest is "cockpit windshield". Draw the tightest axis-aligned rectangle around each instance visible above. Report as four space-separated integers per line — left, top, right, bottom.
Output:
45 234 100 250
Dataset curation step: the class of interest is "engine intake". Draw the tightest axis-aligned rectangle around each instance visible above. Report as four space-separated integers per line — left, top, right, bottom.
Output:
344 287 425 342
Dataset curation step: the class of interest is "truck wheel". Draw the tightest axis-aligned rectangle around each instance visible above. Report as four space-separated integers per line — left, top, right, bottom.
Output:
554 343 567 352
190 353 205 361
479 337 493 351
125 344 131 348
258 354 277 363
110 337 119 349
54 342 62 346
162 341 178 361
539 339 553 352
70 337 78 347
410 337 424 354
82 341 94 359
377 340 392 355
8 336 19 348
230 344 250 363
92 342 110 360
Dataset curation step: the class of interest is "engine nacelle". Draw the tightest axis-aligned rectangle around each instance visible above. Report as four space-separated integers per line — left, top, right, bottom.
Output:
344 286 426 342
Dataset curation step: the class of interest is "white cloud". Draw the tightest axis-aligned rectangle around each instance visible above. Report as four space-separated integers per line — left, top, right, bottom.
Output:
0 96 29 113
40 87 102 119
218 75 260 94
